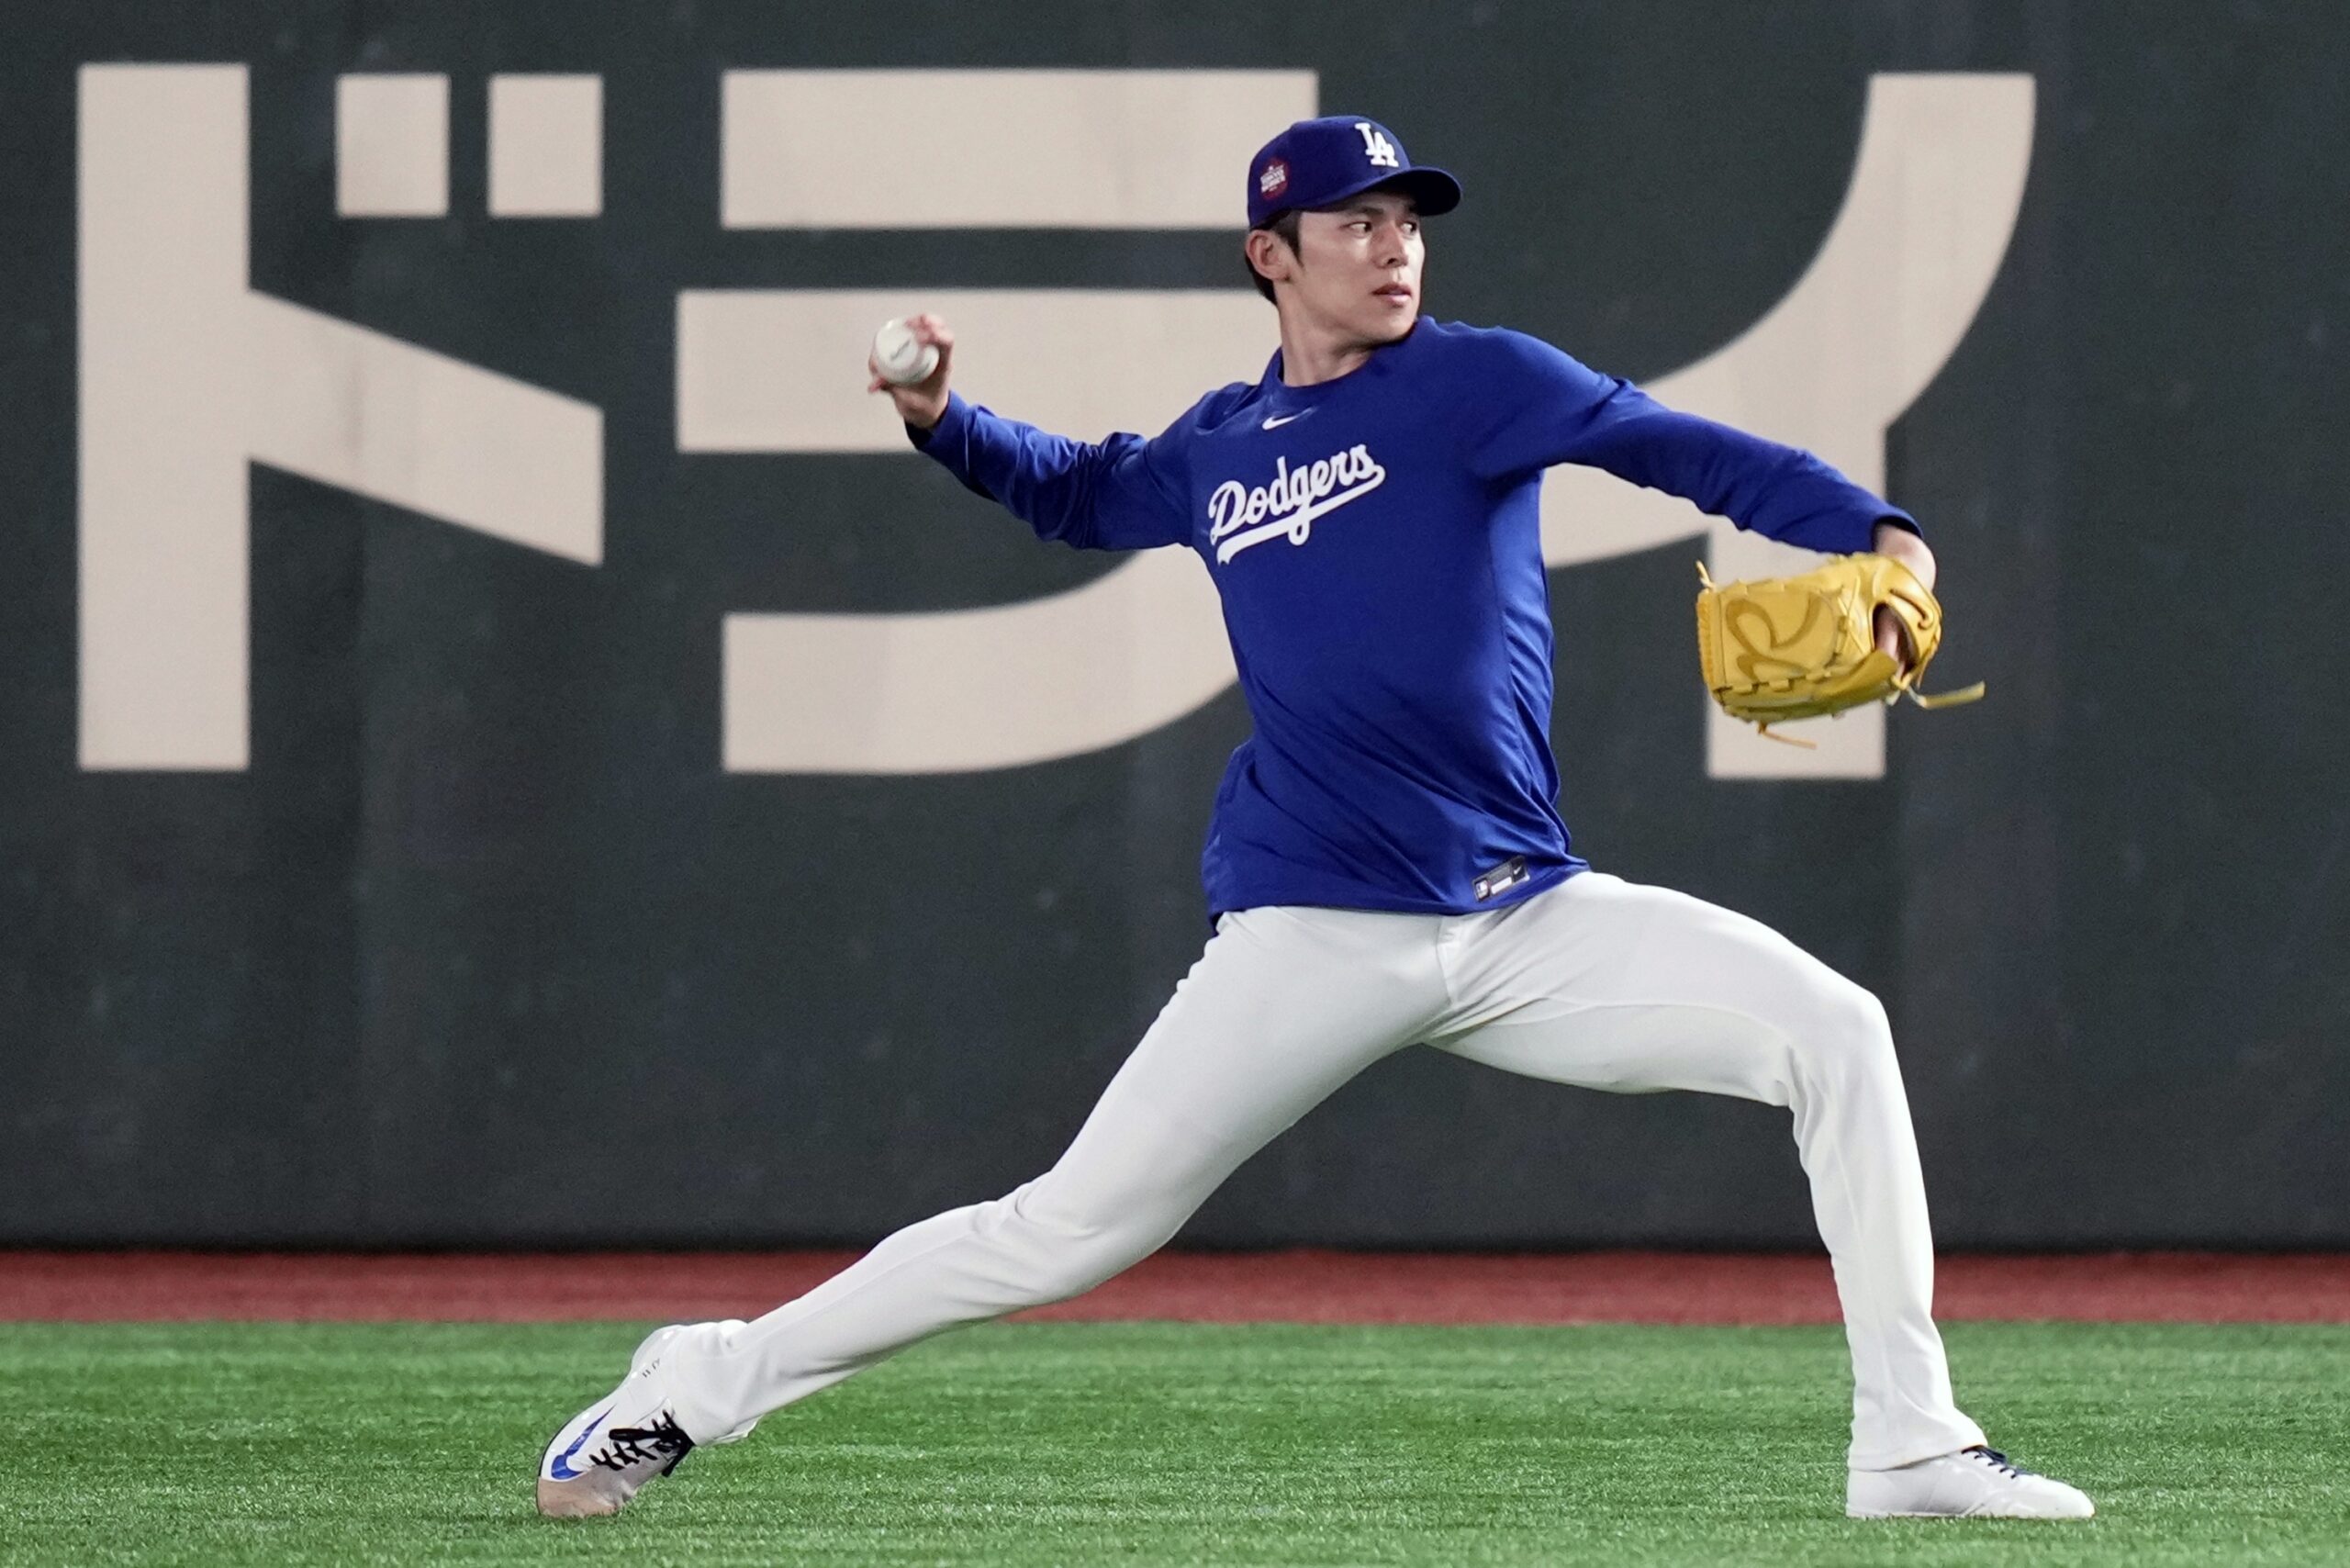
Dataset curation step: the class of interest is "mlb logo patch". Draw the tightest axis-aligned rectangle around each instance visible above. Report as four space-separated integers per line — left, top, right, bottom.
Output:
1259 158 1289 198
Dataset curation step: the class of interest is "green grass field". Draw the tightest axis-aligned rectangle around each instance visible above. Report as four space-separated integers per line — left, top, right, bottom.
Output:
6 1321 2345 1566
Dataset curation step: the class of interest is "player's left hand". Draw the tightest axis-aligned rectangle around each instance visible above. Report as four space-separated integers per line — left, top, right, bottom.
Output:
1869 521 1937 675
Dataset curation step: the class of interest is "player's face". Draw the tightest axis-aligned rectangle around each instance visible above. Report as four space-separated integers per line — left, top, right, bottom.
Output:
1287 191 1425 345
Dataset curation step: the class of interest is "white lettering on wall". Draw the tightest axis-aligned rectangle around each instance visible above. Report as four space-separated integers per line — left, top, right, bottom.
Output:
719 73 2035 780
77 65 602 771
73 66 2031 784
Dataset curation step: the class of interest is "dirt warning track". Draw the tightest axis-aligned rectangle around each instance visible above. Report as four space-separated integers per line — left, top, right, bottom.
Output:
4 1250 2344 1324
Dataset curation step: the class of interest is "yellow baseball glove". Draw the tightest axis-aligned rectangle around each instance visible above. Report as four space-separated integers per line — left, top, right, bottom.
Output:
1694 553 1986 746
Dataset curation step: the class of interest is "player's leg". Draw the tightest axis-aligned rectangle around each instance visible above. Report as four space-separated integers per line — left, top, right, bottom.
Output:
1426 872 2089 1516
660 905 1446 1441
539 902 1445 1514
1427 872 1980 1470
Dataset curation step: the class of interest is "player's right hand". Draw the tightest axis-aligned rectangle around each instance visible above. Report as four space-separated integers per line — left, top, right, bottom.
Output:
867 312 954 431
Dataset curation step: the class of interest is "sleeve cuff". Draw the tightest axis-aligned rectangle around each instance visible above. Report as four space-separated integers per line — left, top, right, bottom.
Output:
905 391 971 453
1828 508 1919 554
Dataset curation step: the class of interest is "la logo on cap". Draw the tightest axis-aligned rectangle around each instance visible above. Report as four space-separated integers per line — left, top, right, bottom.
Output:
1259 158 1289 198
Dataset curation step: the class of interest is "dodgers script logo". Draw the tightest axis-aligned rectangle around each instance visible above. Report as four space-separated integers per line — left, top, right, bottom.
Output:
1207 445 1387 566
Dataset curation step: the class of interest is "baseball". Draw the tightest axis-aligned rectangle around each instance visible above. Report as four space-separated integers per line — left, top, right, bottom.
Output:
872 318 940 386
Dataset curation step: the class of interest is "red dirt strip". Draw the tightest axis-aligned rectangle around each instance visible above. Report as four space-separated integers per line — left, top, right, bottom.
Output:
3 1250 2344 1325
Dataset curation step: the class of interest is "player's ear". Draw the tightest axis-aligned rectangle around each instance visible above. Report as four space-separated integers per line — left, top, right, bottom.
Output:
1245 227 1293 287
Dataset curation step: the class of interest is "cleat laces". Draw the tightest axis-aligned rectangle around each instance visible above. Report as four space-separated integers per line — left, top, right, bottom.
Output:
590 1412 696 1477
1962 1445 2031 1480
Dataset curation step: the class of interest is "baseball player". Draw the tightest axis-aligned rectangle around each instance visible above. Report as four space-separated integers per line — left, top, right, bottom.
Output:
539 116 2091 1522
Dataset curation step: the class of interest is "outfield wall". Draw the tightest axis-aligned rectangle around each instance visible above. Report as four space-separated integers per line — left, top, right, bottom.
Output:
5 2 2346 1247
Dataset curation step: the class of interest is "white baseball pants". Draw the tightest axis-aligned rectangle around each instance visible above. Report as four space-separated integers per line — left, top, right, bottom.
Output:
666 871 1985 1470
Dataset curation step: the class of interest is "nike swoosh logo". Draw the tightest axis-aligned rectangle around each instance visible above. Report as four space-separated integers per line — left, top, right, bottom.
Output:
546 1406 611 1481
1260 413 1302 430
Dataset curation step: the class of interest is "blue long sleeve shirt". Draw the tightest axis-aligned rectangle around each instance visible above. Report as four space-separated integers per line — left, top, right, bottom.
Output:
912 319 1908 917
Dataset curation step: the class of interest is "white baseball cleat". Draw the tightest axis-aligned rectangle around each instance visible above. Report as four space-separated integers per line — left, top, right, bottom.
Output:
1847 1444 2096 1519
536 1321 743 1518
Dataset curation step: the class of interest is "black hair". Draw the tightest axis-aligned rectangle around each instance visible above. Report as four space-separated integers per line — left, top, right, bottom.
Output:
1244 209 1304 303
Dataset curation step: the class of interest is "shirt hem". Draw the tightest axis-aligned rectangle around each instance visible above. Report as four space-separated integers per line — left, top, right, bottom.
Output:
1207 859 1585 923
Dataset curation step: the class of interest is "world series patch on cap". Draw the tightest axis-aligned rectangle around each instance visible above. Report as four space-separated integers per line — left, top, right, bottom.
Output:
1246 116 1462 229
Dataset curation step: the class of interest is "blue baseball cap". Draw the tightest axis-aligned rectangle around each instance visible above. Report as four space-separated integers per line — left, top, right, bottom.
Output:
1247 116 1461 230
